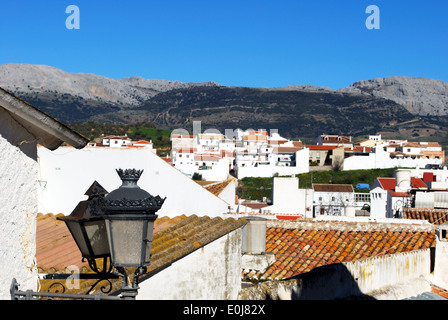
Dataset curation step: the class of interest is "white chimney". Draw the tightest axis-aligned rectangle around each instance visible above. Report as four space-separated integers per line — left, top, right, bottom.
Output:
242 216 266 255
395 169 411 192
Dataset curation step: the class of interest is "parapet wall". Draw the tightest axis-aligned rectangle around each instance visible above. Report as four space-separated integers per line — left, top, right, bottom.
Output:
238 249 431 300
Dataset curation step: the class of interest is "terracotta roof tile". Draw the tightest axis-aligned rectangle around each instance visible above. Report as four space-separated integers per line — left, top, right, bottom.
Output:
243 219 436 281
403 208 448 225
205 179 233 196
313 184 353 193
36 213 247 295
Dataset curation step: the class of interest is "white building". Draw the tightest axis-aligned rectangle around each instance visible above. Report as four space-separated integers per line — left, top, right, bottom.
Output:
407 166 448 189
0 87 88 299
38 146 231 218
343 143 444 171
171 134 197 150
369 170 428 219
171 147 231 181
171 128 310 180
102 135 132 147
235 147 309 179
268 176 313 218
312 184 356 217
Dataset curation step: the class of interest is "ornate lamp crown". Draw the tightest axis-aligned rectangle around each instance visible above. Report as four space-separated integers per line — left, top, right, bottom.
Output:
116 168 143 181
101 168 166 213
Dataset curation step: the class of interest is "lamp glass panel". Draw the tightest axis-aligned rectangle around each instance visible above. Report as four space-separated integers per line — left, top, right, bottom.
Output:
144 220 155 264
65 221 90 258
106 219 144 267
84 219 110 256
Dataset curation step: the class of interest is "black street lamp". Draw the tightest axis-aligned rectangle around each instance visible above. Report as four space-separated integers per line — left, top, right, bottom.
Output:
101 168 165 299
57 181 111 274
11 168 166 300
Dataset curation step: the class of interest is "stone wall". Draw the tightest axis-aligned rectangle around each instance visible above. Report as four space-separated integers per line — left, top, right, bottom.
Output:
0 108 39 299
238 249 431 300
137 228 243 300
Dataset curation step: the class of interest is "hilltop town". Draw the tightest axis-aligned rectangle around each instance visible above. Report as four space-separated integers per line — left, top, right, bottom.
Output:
2 85 448 301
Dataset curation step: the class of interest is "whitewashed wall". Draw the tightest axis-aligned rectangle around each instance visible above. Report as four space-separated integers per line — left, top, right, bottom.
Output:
344 147 443 171
217 180 236 211
38 146 230 218
344 249 431 299
270 177 303 214
433 238 448 290
0 108 38 299
237 149 309 179
137 229 243 300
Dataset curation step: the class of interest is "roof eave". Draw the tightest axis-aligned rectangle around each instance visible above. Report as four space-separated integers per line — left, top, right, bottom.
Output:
0 87 89 150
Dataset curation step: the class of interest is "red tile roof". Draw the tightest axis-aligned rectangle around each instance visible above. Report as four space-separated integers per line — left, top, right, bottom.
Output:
320 135 352 144
306 145 339 150
403 208 448 225
242 219 436 281
36 213 86 272
205 179 233 196
377 177 427 191
174 148 195 153
275 146 302 153
37 213 247 294
194 154 223 161
313 184 353 193
241 202 270 209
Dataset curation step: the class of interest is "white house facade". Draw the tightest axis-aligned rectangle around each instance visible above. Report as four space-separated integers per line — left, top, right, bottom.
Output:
38 146 231 218
0 87 88 299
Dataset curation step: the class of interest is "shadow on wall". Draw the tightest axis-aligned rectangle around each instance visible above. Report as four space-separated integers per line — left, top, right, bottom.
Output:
239 263 375 300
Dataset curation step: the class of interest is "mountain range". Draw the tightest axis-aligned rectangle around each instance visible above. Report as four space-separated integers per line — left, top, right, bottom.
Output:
1 63 447 142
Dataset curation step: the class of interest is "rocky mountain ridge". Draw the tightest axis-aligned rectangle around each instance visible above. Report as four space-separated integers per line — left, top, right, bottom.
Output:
338 76 448 116
0 63 221 106
0 63 447 142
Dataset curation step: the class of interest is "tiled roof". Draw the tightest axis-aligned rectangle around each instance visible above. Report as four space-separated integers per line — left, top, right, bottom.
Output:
403 208 448 225
306 145 339 150
173 148 195 153
345 146 373 152
36 213 87 272
241 202 270 209
194 154 222 161
205 179 233 196
313 184 353 193
37 213 247 294
275 146 302 153
377 177 427 191
320 135 352 144
242 219 436 281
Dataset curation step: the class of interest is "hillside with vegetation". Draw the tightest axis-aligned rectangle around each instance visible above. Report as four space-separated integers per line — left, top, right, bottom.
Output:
3 63 447 145
237 168 395 201
68 122 172 150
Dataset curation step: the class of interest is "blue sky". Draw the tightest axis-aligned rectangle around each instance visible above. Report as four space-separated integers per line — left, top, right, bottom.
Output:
0 0 447 89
